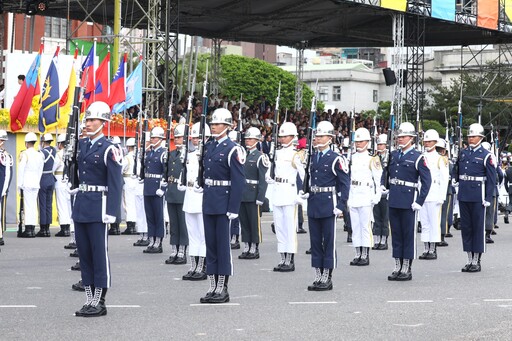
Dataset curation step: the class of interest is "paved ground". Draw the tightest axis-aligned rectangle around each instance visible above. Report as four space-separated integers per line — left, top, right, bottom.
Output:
1 213 512 340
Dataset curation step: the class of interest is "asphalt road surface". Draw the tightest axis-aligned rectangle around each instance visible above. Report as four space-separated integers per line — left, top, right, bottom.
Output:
1 213 512 340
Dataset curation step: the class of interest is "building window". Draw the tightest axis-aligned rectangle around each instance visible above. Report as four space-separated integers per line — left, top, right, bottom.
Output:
332 86 341 101
45 17 68 39
373 90 378 103
319 86 328 101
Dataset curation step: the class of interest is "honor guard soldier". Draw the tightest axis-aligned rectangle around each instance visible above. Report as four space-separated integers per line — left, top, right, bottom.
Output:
299 121 350 291
199 108 245 304
121 138 138 235
267 122 305 272
72 101 123 317
164 124 188 265
481 142 502 244
373 134 390 250
53 134 73 237
36 133 57 237
418 130 449 259
387 122 431 281
453 123 496 272
142 127 167 254
347 128 383 266
17 132 44 238
341 137 353 243
436 139 455 245
228 130 242 250
238 127 269 260
178 123 210 280
505 157 512 224
133 137 150 247
107 136 124 235
0 130 13 246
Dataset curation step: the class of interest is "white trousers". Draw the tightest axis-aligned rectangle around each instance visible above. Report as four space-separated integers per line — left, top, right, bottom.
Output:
123 185 137 222
55 183 72 225
273 205 298 253
185 212 206 257
24 188 39 226
420 201 442 243
135 194 148 233
349 206 373 247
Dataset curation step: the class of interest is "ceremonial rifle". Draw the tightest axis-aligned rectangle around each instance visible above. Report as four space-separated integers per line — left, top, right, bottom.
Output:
453 85 464 178
132 110 141 176
63 86 82 189
268 81 281 180
384 103 396 189
180 95 194 186
138 117 148 180
163 86 176 182
17 189 24 237
196 61 209 188
302 81 318 194
236 93 245 148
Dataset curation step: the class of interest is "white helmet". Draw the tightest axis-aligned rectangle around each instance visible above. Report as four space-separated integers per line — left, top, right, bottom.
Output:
191 122 211 137
354 127 371 141
468 123 485 137
57 134 66 143
210 108 233 125
42 133 53 142
396 122 416 137
84 101 111 121
481 141 491 151
245 127 262 140
174 124 186 138
150 126 165 139
0 130 8 141
111 136 121 145
423 129 440 142
315 121 335 137
435 138 447 149
228 131 238 141
501 156 507 163
126 138 136 147
342 137 350 148
376 134 387 145
278 122 297 137
25 132 37 142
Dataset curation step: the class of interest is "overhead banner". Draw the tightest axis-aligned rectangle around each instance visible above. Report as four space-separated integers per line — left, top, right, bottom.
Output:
432 0 456 21
381 0 407 12
478 0 499 29
503 0 512 22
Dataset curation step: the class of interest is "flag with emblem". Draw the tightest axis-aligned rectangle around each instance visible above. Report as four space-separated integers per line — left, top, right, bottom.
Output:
109 52 126 109
38 46 60 132
94 51 110 103
59 48 78 127
112 57 142 113
80 43 96 109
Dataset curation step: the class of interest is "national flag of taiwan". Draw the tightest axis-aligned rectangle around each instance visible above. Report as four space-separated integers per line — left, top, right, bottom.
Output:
80 44 95 106
109 53 126 109
94 51 110 103
10 43 43 131
112 59 143 113
38 46 61 132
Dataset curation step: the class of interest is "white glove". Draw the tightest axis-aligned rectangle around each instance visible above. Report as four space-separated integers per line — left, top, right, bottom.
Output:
227 212 238 220
17 185 24 192
294 195 303 205
265 175 275 184
380 185 389 195
256 200 264 206
451 179 459 188
333 208 343 216
138 179 144 184
177 184 187 192
102 214 116 224
193 186 204 193
437 199 445 205
156 189 165 197
411 202 422 211
160 180 168 188
67 187 79 196
131 174 138 179
298 190 309 200
371 195 381 205
483 201 491 207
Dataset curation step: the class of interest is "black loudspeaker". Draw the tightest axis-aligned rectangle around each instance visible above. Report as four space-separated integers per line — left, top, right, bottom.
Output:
383 68 396 86
400 69 408 87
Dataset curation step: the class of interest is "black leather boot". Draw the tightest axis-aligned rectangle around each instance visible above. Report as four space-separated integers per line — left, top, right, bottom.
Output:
21 225 35 238
108 223 120 235
35 225 46 237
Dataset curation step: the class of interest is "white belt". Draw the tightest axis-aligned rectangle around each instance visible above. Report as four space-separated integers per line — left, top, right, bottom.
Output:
43 170 53 174
246 179 259 185
389 178 419 188
205 179 231 186
78 184 108 192
275 177 295 186
145 173 162 179
310 186 335 193
460 174 486 181
351 180 373 187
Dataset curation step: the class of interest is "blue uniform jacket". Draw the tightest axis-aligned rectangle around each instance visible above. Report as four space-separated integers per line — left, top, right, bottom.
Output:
143 146 165 196
388 149 431 209
454 146 496 203
202 138 245 215
72 136 123 222
40 146 57 187
307 149 350 218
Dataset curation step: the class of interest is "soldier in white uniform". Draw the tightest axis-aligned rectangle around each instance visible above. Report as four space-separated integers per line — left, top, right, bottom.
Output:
419 129 449 260
348 128 383 266
53 134 73 237
178 122 209 281
0 130 13 246
267 122 305 272
121 138 138 235
133 134 150 247
18 132 44 238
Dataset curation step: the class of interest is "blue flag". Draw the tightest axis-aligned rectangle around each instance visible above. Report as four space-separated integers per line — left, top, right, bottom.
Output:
112 61 142 113
39 47 60 132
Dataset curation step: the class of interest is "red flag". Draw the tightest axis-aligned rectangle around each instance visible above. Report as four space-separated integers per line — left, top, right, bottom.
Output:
10 43 43 131
109 53 126 108
94 51 110 103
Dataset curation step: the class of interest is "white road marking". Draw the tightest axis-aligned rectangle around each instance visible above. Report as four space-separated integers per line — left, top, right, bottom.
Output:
106 305 141 308
387 300 433 303
0 305 37 308
231 295 260 299
483 299 512 302
497 305 512 308
393 323 424 328
288 301 337 305
26 287 42 290
190 303 240 307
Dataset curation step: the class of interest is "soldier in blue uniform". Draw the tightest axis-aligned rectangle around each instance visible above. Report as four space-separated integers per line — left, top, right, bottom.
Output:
373 134 390 250
142 127 167 254
481 142 502 244
453 123 496 272
0 130 13 247
387 122 431 281
199 108 245 304
239 127 269 260
299 121 350 291
71 101 123 317
36 133 57 237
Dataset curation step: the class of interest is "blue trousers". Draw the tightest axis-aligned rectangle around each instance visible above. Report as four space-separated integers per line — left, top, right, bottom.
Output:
75 222 111 288
38 183 55 225
203 214 232 276
308 216 337 269
459 201 485 253
230 217 240 236
389 207 416 259
144 195 164 238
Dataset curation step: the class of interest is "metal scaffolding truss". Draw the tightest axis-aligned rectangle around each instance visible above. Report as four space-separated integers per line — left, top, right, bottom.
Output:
210 38 222 98
391 14 405 125
455 0 477 26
